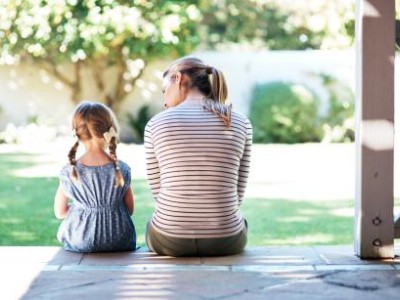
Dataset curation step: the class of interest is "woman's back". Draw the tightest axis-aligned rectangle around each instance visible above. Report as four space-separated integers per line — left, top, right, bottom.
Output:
145 101 252 238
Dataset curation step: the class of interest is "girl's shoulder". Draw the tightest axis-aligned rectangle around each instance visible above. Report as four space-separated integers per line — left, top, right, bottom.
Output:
117 160 131 173
60 164 71 177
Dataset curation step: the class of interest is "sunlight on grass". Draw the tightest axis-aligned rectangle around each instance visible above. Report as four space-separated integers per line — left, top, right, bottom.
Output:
279 216 311 223
2 218 22 224
296 208 321 216
330 207 354 217
11 165 60 178
10 231 36 241
0 152 355 247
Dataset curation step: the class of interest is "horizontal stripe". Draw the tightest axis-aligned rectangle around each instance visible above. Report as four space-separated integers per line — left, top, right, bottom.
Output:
145 104 252 238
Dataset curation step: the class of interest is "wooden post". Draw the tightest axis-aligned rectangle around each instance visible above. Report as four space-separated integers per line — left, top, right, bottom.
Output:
354 0 395 258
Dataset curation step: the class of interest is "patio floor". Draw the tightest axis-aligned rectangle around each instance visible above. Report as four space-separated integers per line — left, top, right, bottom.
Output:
2 143 400 298
2 245 400 299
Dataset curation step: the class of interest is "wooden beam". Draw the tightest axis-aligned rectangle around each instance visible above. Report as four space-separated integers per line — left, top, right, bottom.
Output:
354 0 395 259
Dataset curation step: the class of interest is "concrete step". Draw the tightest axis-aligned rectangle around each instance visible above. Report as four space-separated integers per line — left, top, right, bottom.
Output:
2 246 400 299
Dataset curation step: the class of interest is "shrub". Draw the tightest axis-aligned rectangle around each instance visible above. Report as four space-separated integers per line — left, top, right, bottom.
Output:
249 81 323 143
126 105 154 144
318 74 354 143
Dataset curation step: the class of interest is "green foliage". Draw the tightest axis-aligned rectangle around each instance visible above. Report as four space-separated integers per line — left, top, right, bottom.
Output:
0 0 199 62
198 1 323 50
127 104 155 144
249 82 323 143
319 74 354 143
0 0 201 111
0 0 354 114
197 0 354 50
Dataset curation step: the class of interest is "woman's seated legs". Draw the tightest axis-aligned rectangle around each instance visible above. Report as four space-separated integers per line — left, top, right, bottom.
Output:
146 220 247 257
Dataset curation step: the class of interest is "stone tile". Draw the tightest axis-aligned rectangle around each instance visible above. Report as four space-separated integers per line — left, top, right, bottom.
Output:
5 246 400 300
393 264 400 270
21 269 285 300
328 270 400 286
80 251 202 266
61 264 230 272
258 272 393 300
314 245 400 266
232 265 315 273
0 246 82 265
314 264 395 271
1 264 48 300
201 246 322 266
314 245 371 265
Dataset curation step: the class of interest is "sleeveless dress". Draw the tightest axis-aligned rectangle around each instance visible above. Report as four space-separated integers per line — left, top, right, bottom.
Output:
56 161 136 252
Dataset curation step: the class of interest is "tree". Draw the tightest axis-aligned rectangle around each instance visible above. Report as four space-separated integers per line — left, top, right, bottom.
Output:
0 0 354 114
195 0 354 50
0 0 200 113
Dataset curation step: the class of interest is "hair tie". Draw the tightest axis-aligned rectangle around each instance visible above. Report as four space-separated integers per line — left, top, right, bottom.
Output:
103 127 117 143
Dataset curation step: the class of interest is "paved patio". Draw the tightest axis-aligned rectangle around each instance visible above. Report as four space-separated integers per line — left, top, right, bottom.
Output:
2 245 400 299
2 143 400 298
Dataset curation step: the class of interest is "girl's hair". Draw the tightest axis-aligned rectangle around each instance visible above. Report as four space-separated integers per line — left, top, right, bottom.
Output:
68 101 124 187
163 56 232 127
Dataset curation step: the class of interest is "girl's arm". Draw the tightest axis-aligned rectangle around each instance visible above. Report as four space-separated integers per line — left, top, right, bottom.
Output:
124 186 135 215
54 182 70 219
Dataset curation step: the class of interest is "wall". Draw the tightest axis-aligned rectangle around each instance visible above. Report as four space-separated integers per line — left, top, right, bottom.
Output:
0 50 356 140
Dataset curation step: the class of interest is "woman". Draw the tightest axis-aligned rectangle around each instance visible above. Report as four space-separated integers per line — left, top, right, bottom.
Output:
144 56 252 256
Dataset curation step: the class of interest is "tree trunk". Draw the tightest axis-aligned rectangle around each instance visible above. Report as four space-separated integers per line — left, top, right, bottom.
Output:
42 59 82 104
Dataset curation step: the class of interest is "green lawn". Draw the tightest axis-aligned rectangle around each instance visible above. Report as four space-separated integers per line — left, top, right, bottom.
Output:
0 152 355 247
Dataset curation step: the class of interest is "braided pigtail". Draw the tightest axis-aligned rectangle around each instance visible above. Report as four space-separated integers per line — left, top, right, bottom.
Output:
108 136 124 187
202 99 232 128
68 140 80 182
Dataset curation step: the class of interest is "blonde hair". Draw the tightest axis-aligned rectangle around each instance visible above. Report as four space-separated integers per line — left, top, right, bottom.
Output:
68 101 124 187
164 56 232 127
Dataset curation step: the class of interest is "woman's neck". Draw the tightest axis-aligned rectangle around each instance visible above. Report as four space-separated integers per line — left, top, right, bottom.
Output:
183 91 206 103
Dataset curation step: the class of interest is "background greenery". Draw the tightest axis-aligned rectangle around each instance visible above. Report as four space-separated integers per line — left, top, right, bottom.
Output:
0 0 354 115
0 1 361 246
0 152 354 247
249 74 354 144
249 82 322 144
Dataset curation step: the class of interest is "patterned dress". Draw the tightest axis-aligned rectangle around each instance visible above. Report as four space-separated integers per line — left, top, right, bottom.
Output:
57 161 136 252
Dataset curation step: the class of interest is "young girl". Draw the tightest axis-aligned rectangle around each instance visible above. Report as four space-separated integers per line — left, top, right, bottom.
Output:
54 101 136 252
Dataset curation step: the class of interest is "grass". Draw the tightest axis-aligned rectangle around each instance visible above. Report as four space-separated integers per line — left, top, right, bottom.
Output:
0 152 355 247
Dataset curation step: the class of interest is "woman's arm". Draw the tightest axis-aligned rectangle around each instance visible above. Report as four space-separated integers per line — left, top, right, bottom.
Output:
54 182 70 219
238 120 253 205
144 121 161 199
124 186 135 215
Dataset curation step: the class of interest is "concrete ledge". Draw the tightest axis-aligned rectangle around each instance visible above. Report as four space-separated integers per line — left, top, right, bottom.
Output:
2 246 400 299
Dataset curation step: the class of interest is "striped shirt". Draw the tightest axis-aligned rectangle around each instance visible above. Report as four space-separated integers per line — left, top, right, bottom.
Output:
144 101 252 238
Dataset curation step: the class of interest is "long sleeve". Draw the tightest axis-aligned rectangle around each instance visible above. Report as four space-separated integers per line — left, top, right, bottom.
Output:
144 120 160 199
145 105 249 239
237 119 252 205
